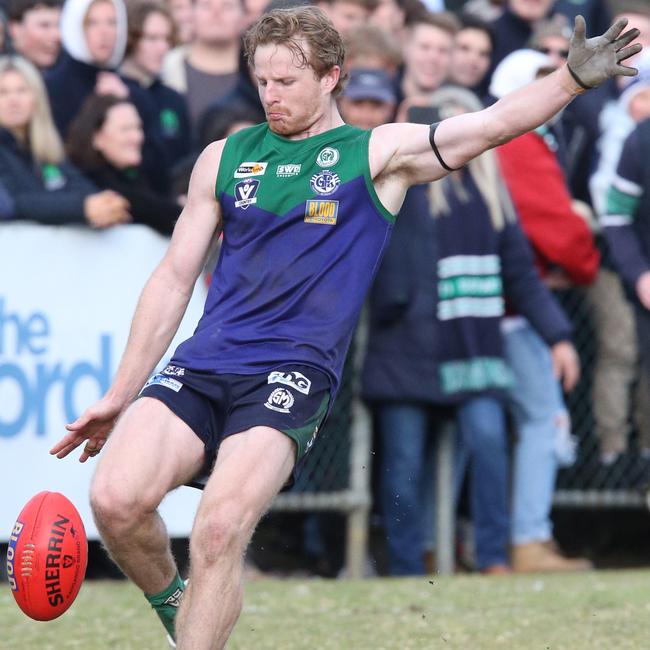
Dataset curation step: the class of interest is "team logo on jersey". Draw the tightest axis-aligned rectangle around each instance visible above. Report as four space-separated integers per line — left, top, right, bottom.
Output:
316 147 339 167
276 163 302 177
234 162 267 178
268 370 312 395
234 178 260 209
264 387 295 413
305 200 339 225
310 170 340 196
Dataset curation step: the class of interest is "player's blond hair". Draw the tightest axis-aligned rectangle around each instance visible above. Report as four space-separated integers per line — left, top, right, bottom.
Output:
244 6 348 96
0 55 65 165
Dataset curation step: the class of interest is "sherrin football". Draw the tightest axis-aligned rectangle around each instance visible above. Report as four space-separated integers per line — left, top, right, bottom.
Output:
6 491 88 621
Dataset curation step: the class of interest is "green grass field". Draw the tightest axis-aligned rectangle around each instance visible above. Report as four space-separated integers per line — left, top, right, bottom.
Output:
3 570 650 649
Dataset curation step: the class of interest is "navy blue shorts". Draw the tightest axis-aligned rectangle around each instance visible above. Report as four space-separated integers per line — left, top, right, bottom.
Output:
138 364 331 489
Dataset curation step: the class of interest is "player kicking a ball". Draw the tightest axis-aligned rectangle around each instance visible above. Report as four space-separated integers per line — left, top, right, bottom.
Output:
50 6 641 649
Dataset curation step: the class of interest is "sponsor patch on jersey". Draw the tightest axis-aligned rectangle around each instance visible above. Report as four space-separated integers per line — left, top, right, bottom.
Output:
143 374 183 392
264 387 295 413
234 178 260 209
316 147 339 167
276 163 302 177
268 370 312 394
234 162 267 178
310 170 340 196
304 199 339 224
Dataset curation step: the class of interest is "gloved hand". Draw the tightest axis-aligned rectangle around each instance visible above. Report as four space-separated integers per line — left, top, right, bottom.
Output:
567 15 642 89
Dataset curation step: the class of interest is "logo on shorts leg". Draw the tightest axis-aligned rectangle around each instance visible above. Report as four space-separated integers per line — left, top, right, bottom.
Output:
264 387 295 413
143 374 182 392
267 370 311 395
162 364 185 377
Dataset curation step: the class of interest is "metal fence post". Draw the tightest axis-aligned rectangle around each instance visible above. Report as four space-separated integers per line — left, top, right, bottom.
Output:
435 420 455 576
345 400 372 579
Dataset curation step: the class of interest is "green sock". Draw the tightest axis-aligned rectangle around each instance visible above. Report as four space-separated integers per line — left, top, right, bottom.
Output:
145 573 186 640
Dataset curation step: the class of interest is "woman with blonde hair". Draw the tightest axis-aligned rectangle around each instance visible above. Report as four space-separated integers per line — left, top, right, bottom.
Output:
0 54 129 226
362 85 579 575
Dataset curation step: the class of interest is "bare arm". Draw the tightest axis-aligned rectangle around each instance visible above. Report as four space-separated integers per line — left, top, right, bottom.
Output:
370 16 641 210
50 141 224 460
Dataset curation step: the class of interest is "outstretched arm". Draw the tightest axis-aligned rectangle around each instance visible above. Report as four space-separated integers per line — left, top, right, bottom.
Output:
50 141 224 461
370 16 641 202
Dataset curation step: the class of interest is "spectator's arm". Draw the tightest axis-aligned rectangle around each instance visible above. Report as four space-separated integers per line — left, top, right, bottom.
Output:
602 129 650 289
499 220 573 345
497 133 600 284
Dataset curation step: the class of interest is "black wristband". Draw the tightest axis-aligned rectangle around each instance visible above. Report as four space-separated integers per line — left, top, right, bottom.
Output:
429 122 461 172
566 64 593 90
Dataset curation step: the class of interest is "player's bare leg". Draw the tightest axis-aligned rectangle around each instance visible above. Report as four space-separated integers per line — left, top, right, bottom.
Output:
175 426 295 649
89 397 205 594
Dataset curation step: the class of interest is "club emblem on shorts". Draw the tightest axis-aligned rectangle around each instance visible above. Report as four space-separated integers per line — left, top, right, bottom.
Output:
316 147 339 167
234 178 260 209
264 387 295 413
268 370 312 394
310 170 340 196
234 162 267 178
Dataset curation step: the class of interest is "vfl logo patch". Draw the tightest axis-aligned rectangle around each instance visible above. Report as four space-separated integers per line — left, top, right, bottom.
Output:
234 162 267 178
163 364 185 377
305 200 338 225
264 387 295 413
310 170 340 196
276 163 301 177
234 178 260 209
268 370 312 395
316 147 339 167
143 374 182 392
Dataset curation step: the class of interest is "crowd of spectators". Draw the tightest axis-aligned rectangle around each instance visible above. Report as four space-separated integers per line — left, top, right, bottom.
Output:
2 0 650 576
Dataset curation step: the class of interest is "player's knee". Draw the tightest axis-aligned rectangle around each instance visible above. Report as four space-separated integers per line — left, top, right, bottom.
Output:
190 504 249 567
90 475 160 534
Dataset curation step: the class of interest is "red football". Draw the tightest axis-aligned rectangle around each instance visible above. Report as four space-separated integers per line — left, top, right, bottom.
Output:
6 491 88 621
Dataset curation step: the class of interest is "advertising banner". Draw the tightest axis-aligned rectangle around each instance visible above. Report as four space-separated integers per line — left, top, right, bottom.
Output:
0 224 206 541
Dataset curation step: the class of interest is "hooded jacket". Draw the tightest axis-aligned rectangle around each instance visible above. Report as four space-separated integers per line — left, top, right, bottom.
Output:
46 0 171 193
46 0 129 136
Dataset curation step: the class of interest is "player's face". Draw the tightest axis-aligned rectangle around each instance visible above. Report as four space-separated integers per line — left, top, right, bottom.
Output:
93 102 144 168
254 42 337 137
0 70 36 134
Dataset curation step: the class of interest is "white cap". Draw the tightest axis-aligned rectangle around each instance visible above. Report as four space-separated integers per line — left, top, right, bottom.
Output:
489 49 554 99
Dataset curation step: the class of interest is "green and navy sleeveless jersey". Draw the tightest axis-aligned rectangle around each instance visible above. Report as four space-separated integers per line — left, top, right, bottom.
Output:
171 123 395 391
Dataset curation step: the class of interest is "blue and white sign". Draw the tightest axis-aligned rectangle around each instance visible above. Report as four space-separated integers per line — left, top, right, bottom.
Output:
0 223 206 541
